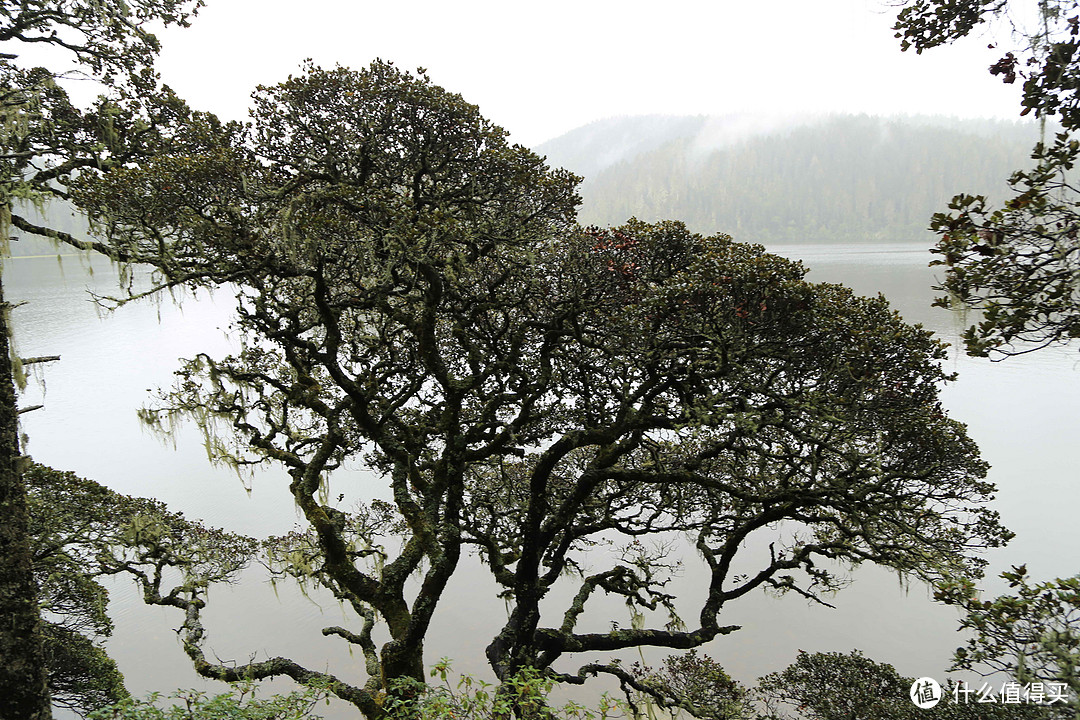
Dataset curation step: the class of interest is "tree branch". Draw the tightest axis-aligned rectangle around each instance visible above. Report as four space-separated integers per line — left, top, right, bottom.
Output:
19 356 60 366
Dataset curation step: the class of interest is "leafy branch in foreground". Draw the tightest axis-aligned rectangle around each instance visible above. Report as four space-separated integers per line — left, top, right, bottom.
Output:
937 566 1080 710
87 681 328 720
24 462 258 716
893 3 1080 704
894 0 1080 358
384 659 623 720
929 134 1080 357
629 650 754 720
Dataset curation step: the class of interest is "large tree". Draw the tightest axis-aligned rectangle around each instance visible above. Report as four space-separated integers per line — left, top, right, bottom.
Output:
1 1 204 715
74 60 1012 717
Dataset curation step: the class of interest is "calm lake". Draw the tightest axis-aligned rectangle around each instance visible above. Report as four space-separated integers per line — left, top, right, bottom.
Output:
8 240 1080 717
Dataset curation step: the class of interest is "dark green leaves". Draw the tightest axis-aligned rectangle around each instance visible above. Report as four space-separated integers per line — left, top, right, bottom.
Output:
938 566 1080 711
929 135 1080 357
894 0 1006 53
893 0 1080 358
25 463 258 716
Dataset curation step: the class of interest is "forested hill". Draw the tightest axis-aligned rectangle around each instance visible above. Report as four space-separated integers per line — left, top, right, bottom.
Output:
536 114 1042 244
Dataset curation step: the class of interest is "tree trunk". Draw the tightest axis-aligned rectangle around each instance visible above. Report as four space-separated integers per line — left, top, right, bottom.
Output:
0 273 52 719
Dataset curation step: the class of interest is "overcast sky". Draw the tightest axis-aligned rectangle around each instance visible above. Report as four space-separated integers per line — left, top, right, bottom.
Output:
154 0 1024 148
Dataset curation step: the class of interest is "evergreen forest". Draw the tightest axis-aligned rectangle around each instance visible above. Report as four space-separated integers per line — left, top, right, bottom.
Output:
539 115 1042 243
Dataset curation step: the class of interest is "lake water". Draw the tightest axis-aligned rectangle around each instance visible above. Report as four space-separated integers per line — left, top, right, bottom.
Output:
7 240 1080 717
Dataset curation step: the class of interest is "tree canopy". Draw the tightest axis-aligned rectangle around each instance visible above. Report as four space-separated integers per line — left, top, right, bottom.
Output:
71 60 1014 718
754 649 1068 720
28 469 131 716
757 649 913 720
87 683 327 720
1 0 206 238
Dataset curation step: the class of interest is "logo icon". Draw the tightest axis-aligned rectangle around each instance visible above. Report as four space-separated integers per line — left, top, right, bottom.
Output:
910 677 943 709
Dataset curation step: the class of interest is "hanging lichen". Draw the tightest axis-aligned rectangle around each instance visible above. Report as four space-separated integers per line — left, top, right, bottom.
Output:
1 303 26 392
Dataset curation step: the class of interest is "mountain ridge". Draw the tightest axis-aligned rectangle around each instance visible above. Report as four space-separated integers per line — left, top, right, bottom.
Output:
535 114 1042 243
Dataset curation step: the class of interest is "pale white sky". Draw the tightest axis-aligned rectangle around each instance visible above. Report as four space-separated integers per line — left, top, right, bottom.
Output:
153 0 1022 148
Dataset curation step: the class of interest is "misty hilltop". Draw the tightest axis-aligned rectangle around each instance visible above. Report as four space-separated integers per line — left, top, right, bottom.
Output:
535 114 1042 244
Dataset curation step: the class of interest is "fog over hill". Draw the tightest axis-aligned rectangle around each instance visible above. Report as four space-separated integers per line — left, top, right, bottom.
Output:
536 114 1043 243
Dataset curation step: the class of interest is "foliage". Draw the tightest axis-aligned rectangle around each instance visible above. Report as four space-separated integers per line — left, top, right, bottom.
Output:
1 0 207 237
754 649 1067 720
893 0 1006 55
756 650 912 720
87 682 327 720
24 462 258 716
937 567 1080 710
629 650 754 720
384 659 623 720
69 57 1017 718
892 3 1080 709
0 0 233 292
0 0 203 83
892 0 1080 357
40 623 128 717
928 134 1080 356
24 462 258 597
895 1 1080 123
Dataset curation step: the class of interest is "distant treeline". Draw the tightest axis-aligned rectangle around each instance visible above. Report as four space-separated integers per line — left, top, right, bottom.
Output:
537 114 1042 244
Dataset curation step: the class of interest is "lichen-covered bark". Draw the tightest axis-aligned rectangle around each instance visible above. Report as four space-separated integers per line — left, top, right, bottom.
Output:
0 275 51 719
